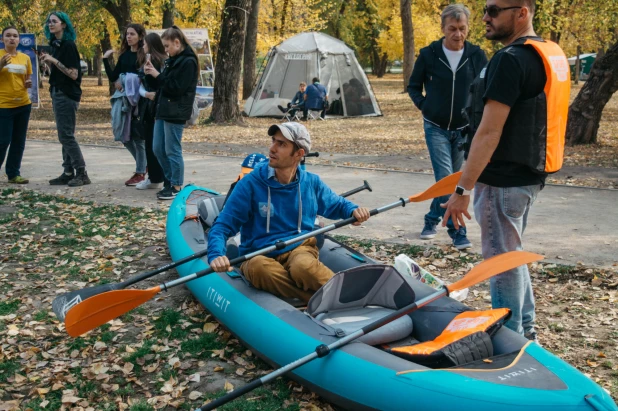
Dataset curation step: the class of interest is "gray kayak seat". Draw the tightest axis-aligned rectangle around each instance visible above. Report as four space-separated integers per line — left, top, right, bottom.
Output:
197 195 226 228
308 265 415 346
316 306 413 346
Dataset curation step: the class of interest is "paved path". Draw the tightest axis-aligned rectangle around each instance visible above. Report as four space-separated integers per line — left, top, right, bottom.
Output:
10 140 618 267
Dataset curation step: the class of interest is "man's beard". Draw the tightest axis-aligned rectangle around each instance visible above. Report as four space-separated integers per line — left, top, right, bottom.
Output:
485 23 514 42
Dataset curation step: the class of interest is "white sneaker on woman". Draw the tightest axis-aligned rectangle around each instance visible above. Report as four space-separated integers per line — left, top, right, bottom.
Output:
136 178 163 190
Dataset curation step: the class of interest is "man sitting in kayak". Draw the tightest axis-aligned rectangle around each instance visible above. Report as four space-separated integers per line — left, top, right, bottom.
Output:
208 122 370 302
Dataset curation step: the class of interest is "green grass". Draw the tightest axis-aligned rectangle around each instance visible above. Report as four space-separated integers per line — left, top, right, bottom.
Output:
154 308 188 339
548 323 565 333
205 379 299 411
129 401 155 411
67 337 88 351
123 339 155 364
21 390 63 411
0 299 20 315
33 310 48 322
0 360 20 383
181 333 226 358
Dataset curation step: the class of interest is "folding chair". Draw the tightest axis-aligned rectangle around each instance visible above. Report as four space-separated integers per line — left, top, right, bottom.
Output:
282 106 301 122
307 109 325 121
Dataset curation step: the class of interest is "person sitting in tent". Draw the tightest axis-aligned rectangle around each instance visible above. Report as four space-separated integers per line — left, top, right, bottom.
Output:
207 122 370 302
278 82 306 117
223 152 267 207
303 77 328 120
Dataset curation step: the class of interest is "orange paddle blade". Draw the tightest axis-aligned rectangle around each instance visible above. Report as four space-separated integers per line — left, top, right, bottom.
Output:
408 171 462 203
447 251 543 293
65 286 161 337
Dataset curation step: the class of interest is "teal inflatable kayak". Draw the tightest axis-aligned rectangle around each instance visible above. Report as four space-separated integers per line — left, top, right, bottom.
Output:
166 185 617 411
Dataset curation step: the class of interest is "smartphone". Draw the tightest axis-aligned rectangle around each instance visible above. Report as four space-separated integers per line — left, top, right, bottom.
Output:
146 53 151 61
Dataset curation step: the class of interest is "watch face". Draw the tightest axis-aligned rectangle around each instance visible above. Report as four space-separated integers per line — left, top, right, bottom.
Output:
455 186 464 196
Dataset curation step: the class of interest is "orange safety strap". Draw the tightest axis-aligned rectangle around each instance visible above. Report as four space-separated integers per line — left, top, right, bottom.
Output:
524 39 571 173
392 308 510 356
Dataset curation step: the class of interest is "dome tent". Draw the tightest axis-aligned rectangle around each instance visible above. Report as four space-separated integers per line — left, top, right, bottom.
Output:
244 32 382 118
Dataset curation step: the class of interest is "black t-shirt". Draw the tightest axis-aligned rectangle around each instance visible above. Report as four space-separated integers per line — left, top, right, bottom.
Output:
478 37 547 187
104 50 139 83
49 40 82 102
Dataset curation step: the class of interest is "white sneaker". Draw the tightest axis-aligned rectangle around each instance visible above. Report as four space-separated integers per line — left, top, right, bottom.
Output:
136 178 163 190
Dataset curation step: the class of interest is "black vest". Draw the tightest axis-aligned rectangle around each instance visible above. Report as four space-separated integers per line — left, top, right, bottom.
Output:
463 38 550 174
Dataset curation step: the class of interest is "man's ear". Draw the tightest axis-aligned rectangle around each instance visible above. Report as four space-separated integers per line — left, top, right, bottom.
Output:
296 148 306 160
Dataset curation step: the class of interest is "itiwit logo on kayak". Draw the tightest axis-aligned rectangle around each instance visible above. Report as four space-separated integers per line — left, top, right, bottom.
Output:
206 287 231 313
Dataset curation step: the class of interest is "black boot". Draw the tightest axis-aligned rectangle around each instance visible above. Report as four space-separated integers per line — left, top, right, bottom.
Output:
68 169 91 187
49 172 75 185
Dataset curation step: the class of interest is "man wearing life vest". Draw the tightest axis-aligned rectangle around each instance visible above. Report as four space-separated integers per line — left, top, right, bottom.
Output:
442 0 570 341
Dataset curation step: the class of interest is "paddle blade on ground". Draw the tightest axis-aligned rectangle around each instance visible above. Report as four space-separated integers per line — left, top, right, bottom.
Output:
408 171 462 203
447 251 543 293
64 286 161 337
52 283 121 322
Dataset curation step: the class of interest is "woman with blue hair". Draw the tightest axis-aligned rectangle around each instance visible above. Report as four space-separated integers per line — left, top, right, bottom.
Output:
40 11 90 187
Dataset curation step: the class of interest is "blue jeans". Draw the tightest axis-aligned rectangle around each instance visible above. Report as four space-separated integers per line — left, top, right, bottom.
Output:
153 120 184 187
473 182 541 337
423 121 465 236
124 138 147 174
0 104 31 179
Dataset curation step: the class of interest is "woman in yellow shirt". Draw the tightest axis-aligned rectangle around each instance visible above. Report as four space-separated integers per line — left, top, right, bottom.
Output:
0 26 32 184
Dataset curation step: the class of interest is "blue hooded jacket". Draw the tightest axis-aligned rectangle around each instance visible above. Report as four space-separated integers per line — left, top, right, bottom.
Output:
207 162 358 263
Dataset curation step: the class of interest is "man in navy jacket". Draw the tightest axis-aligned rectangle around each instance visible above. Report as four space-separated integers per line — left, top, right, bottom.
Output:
407 3 487 250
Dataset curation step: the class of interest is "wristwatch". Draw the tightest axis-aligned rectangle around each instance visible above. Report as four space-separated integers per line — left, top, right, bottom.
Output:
455 185 472 196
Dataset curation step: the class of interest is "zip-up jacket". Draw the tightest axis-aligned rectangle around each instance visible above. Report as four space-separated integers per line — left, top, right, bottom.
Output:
207 162 358 263
407 39 487 131
150 46 198 123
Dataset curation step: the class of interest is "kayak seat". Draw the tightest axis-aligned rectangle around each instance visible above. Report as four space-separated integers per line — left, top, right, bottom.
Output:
386 308 511 368
198 195 226 229
316 306 413 346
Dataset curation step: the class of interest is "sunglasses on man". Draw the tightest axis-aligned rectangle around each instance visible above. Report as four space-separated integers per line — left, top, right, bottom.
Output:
483 5 522 18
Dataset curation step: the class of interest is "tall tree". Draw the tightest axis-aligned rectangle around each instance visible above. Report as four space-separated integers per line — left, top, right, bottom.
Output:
162 0 175 28
100 0 132 35
210 0 251 123
242 0 260 100
566 41 618 145
400 0 414 91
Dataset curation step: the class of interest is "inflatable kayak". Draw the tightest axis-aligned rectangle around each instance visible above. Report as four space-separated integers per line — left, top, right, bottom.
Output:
166 185 617 411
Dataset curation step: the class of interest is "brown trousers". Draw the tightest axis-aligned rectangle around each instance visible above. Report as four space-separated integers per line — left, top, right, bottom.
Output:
240 237 333 302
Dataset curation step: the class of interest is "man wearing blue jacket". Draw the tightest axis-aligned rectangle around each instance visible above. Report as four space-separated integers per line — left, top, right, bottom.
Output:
407 4 487 250
208 122 370 302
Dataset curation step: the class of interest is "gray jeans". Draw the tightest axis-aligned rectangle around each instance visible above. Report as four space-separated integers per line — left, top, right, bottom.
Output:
473 182 541 338
51 88 85 173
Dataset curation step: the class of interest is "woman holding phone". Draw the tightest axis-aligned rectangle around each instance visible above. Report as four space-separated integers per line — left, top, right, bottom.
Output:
103 23 148 187
0 26 33 184
134 32 166 190
40 11 90 187
144 26 197 200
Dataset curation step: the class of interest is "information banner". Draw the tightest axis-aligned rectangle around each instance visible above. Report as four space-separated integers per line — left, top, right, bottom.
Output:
0 33 40 108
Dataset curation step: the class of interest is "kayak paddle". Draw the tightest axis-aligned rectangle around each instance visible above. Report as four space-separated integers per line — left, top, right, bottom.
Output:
53 181 372 322
64 171 461 337
198 250 544 411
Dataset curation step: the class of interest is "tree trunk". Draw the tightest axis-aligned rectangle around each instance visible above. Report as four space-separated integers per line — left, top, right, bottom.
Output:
101 0 132 35
372 51 388 78
333 1 347 39
94 46 103 86
566 41 618 146
242 0 260 100
211 0 251 123
280 0 289 36
400 0 414 91
101 29 115 95
87 59 93 76
574 45 581 85
162 0 175 28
